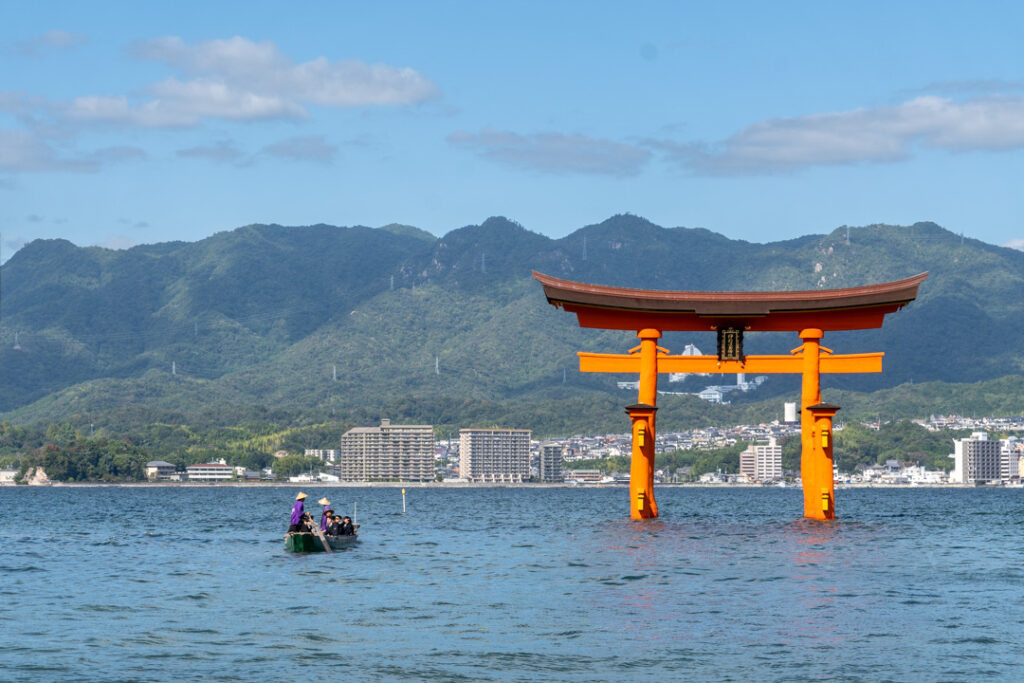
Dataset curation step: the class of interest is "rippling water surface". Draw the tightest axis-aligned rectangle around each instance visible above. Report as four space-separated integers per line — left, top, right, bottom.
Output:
2 486 1022 681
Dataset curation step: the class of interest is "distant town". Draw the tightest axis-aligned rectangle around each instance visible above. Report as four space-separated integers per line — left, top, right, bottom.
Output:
92 412 1024 489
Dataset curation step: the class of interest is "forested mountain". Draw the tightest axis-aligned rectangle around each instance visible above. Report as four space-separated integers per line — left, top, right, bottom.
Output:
3 215 1023 430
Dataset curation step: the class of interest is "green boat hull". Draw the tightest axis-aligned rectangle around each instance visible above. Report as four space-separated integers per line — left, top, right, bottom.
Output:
284 532 359 553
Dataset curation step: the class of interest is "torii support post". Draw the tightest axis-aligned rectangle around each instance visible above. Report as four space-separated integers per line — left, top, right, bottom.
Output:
804 402 840 520
625 403 658 519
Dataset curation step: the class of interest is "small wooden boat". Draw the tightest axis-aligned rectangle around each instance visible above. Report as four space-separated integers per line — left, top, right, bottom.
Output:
284 527 360 553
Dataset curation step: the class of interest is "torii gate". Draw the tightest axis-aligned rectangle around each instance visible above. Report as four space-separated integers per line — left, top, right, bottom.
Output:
534 271 927 521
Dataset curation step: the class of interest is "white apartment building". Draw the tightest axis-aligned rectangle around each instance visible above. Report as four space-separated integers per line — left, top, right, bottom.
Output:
186 462 234 481
1000 437 1021 480
949 432 1003 484
539 442 564 483
339 419 434 481
305 449 338 463
459 428 531 482
739 437 783 482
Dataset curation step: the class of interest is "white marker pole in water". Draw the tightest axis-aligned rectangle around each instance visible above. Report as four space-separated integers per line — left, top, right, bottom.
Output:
402 488 406 514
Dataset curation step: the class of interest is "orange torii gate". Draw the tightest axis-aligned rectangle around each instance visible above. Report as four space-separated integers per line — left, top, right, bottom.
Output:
534 271 927 521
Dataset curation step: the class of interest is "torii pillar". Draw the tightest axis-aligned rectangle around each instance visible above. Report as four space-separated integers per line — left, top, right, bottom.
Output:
533 271 927 521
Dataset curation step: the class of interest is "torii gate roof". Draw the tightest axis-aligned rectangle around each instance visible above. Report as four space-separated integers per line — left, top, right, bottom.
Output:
533 271 927 332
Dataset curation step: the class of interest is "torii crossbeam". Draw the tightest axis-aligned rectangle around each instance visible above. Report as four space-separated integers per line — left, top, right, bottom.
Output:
534 270 927 520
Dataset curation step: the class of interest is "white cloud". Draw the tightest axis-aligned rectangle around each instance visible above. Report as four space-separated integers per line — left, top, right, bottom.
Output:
448 129 651 176
904 79 1024 97
0 129 95 172
0 35 437 138
262 134 337 164
66 35 438 127
88 145 146 163
39 30 88 49
134 36 438 108
1003 239 1024 251
177 140 246 163
99 235 137 250
64 82 304 127
0 130 145 172
3 235 28 260
9 30 88 56
654 95 1024 175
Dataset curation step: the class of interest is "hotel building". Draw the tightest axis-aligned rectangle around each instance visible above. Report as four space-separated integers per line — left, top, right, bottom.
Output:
539 442 564 482
459 428 531 482
949 432 1003 484
738 437 783 482
339 419 434 481
185 462 234 481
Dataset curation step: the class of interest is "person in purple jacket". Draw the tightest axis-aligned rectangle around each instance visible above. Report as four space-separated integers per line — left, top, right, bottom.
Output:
288 492 308 533
318 497 333 531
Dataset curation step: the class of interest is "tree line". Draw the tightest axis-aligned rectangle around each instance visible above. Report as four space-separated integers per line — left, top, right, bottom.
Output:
0 417 976 483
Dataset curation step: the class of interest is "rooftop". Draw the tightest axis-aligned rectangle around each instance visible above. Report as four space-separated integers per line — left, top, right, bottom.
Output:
533 271 927 332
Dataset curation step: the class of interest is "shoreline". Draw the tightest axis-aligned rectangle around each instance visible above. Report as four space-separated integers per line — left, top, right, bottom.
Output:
7 481 1007 489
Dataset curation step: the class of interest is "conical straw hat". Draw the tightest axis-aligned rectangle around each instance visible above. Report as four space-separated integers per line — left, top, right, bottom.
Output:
318 497 331 505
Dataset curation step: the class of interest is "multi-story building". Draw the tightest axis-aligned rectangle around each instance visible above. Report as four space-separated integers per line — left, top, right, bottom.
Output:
564 469 604 484
949 432 1003 483
305 449 338 463
459 428 531 482
339 419 434 481
186 462 233 481
738 437 783 482
538 442 563 482
1000 438 1020 480
145 460 178 481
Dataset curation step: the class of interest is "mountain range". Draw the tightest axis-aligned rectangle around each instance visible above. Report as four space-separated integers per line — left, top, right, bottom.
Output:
3 215 1023 432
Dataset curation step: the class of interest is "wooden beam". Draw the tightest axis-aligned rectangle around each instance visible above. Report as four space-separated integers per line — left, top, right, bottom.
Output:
578 352 883 374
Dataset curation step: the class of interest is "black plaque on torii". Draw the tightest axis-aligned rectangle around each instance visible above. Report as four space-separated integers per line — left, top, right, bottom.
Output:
717 327 744 362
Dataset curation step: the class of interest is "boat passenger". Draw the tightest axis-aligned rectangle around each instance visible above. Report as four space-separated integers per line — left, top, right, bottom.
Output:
339 516 355 536
326 514 343 536
288 492 308 533
318 497 333 530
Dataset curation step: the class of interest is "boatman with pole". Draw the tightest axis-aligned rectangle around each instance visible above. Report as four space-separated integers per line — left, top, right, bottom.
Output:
288 492 308 532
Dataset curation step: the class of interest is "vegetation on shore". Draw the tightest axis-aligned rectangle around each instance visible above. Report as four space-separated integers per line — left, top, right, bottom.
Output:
0 416 977 483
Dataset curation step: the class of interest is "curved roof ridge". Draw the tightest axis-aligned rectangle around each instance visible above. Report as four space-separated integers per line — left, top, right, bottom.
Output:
532 271 928 332
532 271 928 302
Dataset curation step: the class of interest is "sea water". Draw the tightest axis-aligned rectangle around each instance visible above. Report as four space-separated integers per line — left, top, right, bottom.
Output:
1 486 1022 681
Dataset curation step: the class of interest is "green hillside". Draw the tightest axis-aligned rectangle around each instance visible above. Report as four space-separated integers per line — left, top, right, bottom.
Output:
3 215 1024 433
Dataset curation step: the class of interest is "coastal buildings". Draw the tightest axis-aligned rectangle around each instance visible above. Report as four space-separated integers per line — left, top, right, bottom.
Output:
144 460 178 481
458 428 531 482
1000 437 1020 480
564 469 604 484
185 462 233 481
339 418 434 481
304 449 338 463
738 438 783 482
538 442 564 482
949 432 1003 484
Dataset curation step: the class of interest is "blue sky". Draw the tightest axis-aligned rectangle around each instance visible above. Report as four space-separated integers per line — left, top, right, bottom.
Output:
2 1 1024 260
